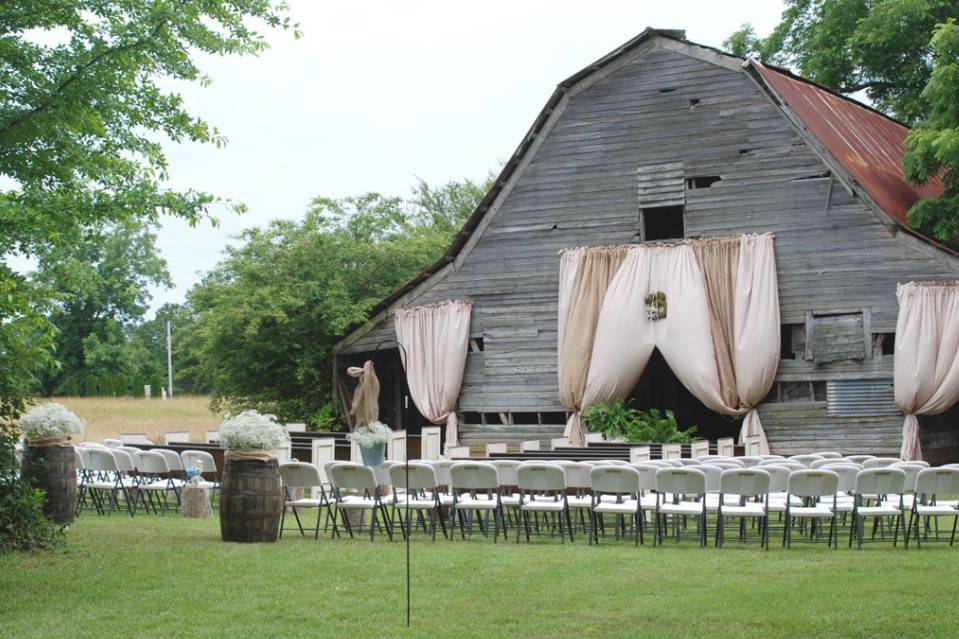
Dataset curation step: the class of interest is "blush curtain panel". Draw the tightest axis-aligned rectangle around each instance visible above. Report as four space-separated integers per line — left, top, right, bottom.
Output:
894 282 959 461
557 234 780 451
394 300 472 449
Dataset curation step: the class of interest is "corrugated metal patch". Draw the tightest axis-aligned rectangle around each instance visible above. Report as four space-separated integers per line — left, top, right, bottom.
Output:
826 379 900 417
752 61 946 251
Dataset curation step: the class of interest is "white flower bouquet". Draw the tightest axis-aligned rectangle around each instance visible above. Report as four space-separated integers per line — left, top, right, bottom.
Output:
19 403 85 442
218 410 290 450
348 421 392 448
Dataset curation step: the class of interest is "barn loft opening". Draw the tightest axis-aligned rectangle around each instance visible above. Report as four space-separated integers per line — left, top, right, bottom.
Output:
780 323 806 360
873 332 895 355
686 175 721 189
642 205 685 241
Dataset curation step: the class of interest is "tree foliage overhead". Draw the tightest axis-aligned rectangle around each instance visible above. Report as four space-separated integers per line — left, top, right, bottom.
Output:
724 0 959 124
903 19 959 244
726 3 959 245
187 176 491 424
0 1 295 418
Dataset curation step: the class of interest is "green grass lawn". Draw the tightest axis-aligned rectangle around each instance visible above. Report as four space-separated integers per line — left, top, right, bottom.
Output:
2 513 958 639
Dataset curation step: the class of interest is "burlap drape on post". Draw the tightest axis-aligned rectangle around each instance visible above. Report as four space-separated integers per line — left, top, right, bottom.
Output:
394 300 472 449
557 246 629 445
347 360 380 428
894 282 959 461
691 236 741 410
561 234 779 452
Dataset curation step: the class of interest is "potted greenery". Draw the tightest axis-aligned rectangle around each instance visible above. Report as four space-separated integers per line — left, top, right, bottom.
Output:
18 403 85 525
583 400 697 443
218 410 290 543
349 421 391 467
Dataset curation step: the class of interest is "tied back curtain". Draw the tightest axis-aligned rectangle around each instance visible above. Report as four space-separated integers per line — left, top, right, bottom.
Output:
894 282 959 461
394 300 472 448
557 247 629 444
560 234 779 451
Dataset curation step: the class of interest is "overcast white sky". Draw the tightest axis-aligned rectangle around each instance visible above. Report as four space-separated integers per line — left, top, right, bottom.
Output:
150 0 785 314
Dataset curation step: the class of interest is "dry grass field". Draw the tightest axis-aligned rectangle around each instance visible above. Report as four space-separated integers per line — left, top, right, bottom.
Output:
45 396 223 444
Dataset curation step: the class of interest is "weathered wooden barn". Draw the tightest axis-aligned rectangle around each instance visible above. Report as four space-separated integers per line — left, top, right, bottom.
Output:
333 29 959 460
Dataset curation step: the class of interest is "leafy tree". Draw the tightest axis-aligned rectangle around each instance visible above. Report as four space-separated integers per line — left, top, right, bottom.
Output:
0 1 296 419
33 220 170 394
903 20 959 245
724 0 959 124
130 302 209 395
188 177 490 423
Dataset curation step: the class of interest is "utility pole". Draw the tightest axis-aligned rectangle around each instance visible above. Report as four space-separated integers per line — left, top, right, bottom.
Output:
166 320 173 399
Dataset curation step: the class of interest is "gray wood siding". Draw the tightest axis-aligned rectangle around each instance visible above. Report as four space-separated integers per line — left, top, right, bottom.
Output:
338 44 959 454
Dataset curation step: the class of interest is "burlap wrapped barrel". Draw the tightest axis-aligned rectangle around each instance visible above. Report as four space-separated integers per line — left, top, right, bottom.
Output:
219 456 283 542
22 443 77 525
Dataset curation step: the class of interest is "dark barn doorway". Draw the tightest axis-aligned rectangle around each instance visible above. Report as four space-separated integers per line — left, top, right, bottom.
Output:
338 348 425 435
626 348 739 442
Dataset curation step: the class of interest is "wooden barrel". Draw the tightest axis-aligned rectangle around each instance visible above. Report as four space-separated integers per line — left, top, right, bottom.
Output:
22 444 77 525
219 458 283 542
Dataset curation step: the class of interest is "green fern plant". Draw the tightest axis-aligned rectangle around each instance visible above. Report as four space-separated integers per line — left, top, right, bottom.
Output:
583 400 697 443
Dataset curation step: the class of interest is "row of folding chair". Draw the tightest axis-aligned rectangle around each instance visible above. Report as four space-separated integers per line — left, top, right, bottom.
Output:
275 458 959 550
75 444 219 517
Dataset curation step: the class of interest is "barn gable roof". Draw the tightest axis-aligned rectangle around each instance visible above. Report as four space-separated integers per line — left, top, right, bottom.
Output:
335 28 952 349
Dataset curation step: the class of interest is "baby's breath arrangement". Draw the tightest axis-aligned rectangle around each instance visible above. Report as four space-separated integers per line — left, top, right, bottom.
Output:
218 410 290 450
348 421 392 448
18 403 85 441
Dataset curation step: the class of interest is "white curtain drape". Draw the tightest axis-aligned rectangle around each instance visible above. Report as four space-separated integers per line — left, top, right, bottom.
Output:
731 234 781 453
560 234 780 451
894 282 959 461
394 300 472 449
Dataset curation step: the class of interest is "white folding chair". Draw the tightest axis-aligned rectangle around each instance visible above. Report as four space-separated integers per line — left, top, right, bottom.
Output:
784 470 839 548
556 461 595 535
449 462 503 542
181 449 219 507
279 462 331 539
761 464 799 515
863 457 903 469
716 468 770 548
390 462 446 541
850 468 906 548
590 466 643 546
844 454 875 465
516 463 572 543
329 463 392 541
654 468 707 547
788 454 825 467
490 459 522 527
906 467 959 548
133 450 180 515
83 448 136 517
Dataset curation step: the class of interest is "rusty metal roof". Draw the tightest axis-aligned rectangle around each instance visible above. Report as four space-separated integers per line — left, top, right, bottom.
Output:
750 61 945 248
